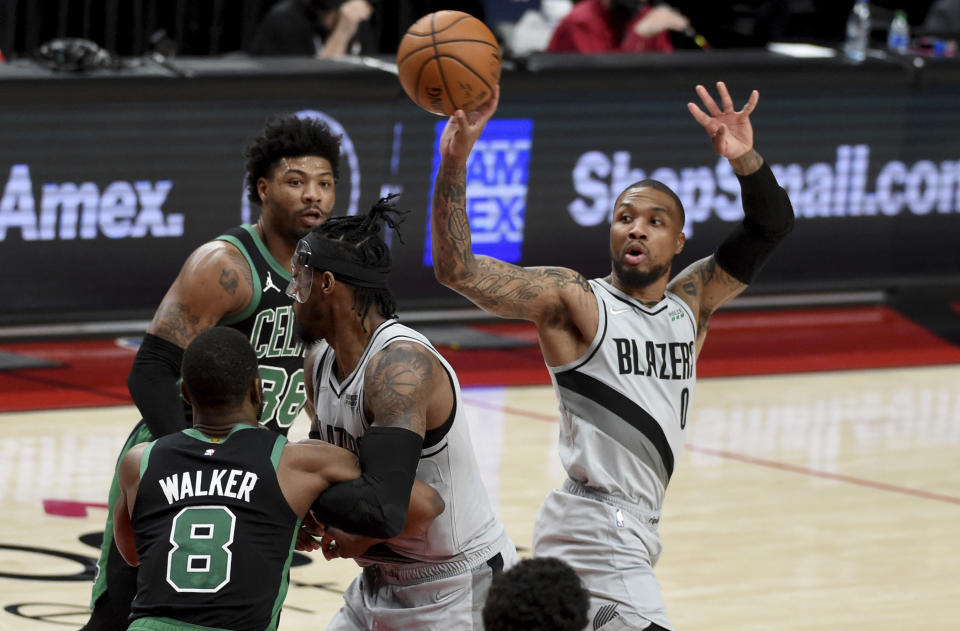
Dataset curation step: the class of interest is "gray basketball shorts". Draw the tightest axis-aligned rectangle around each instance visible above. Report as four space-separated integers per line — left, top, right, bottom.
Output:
532 484 672 631
327 543 518 631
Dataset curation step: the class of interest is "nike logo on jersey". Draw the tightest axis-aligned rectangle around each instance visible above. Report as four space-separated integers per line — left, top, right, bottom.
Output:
609 306 631 315
263 271 281 293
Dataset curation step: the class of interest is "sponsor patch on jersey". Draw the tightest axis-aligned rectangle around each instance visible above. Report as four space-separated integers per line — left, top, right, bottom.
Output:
204 448 216 456
345 393 360 408
668 307 686 322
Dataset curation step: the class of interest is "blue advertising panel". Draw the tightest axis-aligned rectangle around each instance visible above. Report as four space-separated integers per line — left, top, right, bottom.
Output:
422 118 533 266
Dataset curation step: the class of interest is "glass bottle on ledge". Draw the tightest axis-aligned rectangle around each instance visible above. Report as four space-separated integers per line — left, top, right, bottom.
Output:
843 0 871 62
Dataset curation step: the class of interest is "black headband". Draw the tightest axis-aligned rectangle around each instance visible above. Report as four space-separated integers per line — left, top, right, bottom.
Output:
296 232 390 289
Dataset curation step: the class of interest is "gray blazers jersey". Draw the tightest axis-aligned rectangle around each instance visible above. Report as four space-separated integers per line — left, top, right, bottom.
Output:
548 279 697 512
309 320 509 570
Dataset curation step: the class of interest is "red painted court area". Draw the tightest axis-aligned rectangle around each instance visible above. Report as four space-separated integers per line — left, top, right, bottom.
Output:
1 305 959 413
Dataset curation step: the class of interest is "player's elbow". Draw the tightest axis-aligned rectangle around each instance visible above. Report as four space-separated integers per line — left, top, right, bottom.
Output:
766 191 796 238
118 544 140 567
378 503 409 539
433 264 467 291
779 206 796 236
433 264 450 286
113 518 140 566
126 359 143 396
353 499 408 539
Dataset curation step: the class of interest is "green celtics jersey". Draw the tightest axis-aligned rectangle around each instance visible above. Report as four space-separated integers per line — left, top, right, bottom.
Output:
217 225 305 435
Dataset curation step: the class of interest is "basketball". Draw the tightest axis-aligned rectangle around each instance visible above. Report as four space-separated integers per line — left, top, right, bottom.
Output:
396 11 501 116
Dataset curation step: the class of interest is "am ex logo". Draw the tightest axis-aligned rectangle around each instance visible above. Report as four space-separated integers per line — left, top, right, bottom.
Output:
423 118 533 265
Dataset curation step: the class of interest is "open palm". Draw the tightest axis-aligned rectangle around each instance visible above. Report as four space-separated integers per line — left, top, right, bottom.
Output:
688 81 759 159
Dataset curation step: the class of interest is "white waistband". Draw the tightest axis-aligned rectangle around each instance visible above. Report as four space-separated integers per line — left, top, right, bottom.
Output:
366 541 506 586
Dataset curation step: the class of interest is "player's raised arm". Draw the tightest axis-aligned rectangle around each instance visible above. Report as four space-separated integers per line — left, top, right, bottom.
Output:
431 87 598 345
669 82 794 352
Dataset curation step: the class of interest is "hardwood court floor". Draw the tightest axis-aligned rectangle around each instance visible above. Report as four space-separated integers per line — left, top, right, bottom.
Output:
1 365 958 630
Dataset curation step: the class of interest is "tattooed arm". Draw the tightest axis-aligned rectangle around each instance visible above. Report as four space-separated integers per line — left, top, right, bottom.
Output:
668 255 746 355
363 341 439 434
433 162 593 324
146 241 253 347
128 241 254 437
309 342 446 539
431 88 598 364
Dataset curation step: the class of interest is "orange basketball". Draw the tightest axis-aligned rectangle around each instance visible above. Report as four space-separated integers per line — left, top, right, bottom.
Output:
396 11 501 116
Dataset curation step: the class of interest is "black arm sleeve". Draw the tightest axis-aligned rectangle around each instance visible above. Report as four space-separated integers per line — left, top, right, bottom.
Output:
310 426 424 539
714 161 795 285
126 333 189 438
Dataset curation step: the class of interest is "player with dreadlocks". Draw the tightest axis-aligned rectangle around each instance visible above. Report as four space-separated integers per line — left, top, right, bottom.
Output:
289 195 517 630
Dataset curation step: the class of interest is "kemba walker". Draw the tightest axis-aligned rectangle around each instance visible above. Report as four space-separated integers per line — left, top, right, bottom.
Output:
288 196 517 630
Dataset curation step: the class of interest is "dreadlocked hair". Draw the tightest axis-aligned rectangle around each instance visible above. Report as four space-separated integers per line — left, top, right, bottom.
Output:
314 194 409 329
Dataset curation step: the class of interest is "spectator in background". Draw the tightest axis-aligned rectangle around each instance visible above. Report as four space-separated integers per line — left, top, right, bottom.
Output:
250 0 376 57
496 0 575 58
546 0 689 53
482 557 589 631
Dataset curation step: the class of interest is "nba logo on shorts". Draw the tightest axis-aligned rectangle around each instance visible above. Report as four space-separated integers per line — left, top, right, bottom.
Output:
423 119 534 265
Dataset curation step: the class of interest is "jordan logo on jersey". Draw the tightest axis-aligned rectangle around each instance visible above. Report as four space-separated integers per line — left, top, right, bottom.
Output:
263 271 281 293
